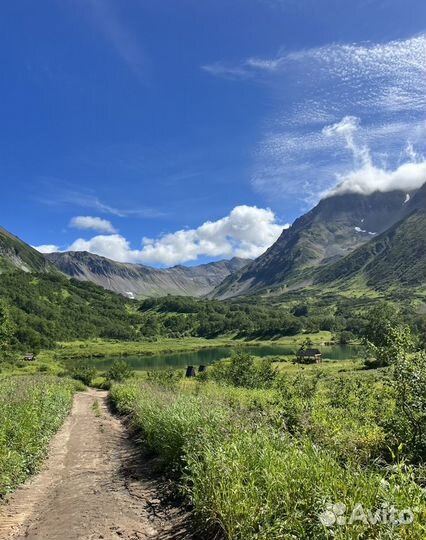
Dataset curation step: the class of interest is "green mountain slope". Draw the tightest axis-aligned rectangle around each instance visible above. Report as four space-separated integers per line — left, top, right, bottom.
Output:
213 190 413 298
0 270 139 350
0 227 51 273
315 187 426 290
0 227 141 349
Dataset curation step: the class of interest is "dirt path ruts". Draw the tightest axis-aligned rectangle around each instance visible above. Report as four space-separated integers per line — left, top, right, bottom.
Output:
0 389 195 540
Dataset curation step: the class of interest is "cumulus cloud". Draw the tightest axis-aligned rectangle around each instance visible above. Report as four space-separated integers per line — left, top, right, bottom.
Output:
70 216 117 233
323 116 426 196
66 205 287 265
67 234 137 262
33 244 60 254
328 161 426 197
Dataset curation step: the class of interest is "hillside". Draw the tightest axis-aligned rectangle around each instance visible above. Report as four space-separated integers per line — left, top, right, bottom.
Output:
0 227 52 273
315 185 426 290
45 251 249 298
0 270 139 350
212 189 418 299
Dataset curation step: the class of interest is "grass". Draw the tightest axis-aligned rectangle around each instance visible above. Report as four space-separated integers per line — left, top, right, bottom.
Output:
43 337 243 361
275 358 366 376
38 332 337 362
0 375 82 497
110 373 426 539
0 354 64 378
92 400 102 417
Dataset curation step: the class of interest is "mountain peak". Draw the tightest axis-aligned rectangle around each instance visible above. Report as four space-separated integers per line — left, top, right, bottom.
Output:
212 188 420 299
0 227 51 273
45 251 250 298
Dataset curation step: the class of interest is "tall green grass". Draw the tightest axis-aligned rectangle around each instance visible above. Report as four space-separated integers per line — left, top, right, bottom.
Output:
110 379 426 539
0 375 80 497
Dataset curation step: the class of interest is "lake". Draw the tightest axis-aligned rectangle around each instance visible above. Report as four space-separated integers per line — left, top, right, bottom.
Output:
76 344 360 372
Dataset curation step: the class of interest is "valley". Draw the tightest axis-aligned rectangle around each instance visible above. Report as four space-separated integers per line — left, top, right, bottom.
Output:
1 184 425 540
2 2 426 537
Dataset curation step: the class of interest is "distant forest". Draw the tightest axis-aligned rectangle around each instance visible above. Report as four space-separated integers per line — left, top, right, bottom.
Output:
1 270 425 351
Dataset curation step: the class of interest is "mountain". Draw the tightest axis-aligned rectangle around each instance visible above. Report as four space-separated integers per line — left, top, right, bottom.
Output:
0 266 140 349
212 189 418 299
45 251 250 298
315 184 426 290
0 227 51 273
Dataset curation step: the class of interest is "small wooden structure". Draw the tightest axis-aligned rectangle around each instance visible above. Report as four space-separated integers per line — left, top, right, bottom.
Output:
185 366 196 378
24 353 36 362
198 365 207 373
296 348 322 364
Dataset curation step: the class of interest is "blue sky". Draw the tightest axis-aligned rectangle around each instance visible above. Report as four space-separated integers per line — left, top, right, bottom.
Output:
1 0 425 265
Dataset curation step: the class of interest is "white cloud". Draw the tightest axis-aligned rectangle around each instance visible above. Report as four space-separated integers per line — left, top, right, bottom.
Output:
38 188 166 219
252 115 426 204
66 205 287 265
68 234 137 262
202 55 282 79
70 216 117 233
205 35 426 115
205 33 426 203
328 161 426 197
246 57 282 71
33 244 59 254
323 116 426 196
201 62 254 80
323 115 371 169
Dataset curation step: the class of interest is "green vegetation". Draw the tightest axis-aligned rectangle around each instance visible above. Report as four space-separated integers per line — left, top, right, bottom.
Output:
68 359 97 386
110 316 426 540
0 271 139 350
106 359 134 382
92 399 102 417
138 295 424 345
0 252 425 538
207 350 277 389
0 257 423 364
110 369 426 538
139 295 305 338
48 336 242 361
316 209 426 291
0 375 82 497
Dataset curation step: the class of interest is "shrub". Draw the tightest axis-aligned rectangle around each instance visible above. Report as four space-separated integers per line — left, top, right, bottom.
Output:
391 351 426 462
209 351 277 389
146 367 183 388
106 359 133 382
69 360 97 386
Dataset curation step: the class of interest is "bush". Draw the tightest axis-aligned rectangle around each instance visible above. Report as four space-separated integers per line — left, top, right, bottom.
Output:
146 368 183 387
69 360 97 386
209 351 277 389
391 351 426 462
106 359 133 382
91 376 111 390
338 331 354 345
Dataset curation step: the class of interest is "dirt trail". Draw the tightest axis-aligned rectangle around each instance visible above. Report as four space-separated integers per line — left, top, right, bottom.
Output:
0 389 195 540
